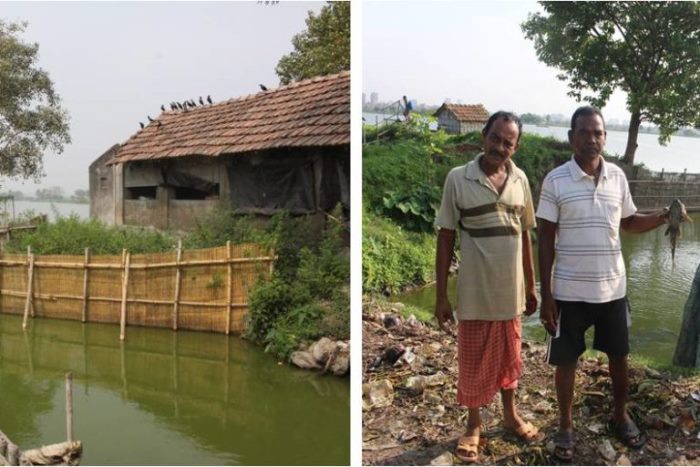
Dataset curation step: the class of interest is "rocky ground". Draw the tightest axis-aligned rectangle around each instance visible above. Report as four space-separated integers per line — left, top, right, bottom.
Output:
362 297 700 466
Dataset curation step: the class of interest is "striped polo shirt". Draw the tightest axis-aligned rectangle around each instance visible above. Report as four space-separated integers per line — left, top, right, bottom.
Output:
536 156 636 303
435 154 536 321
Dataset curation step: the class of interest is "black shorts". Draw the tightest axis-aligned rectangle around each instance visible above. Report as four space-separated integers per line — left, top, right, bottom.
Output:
545 297 630 365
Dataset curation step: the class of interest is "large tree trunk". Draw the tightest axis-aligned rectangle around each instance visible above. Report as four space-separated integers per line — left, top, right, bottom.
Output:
621 110 642 165
673 262 700 368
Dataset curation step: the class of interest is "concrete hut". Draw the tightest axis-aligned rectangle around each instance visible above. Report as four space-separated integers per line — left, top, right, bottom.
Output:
89 71 350 230
433 103 489 135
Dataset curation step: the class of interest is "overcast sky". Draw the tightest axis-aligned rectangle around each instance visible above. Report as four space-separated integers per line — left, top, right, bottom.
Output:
363 1 632 123
1 1 322 195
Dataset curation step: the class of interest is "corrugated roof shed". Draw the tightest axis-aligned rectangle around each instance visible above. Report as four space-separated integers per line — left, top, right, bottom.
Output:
434 103 489 123
110 71 350 165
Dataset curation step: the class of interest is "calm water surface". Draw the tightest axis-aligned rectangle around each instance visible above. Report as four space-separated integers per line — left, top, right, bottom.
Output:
0 315 349 465
394 213 700 365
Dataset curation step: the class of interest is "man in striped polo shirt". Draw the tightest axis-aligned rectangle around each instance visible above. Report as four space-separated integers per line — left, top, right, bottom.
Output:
537 106 669 461
435 111 540 463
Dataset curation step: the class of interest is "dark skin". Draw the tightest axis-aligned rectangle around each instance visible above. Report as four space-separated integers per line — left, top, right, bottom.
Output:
435 117 538 454
537 113 667 454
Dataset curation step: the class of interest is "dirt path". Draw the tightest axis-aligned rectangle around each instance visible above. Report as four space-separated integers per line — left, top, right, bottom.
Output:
362 297 700 466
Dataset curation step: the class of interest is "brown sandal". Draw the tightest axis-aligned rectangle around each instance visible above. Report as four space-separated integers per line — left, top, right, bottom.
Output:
505 421 543 443
455 435 480 464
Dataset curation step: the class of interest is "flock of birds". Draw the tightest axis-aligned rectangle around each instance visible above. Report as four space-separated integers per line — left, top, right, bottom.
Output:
138 84 271 130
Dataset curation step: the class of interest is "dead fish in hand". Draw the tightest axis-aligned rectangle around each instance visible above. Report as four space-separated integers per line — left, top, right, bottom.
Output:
665 198 693 261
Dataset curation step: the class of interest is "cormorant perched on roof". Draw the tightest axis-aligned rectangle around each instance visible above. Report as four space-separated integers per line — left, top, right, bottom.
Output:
259 84 268 91
199 96 204 106
170 102 177 111
160 105 165 112
207 95 213 104
190 99 197 107
139 122 145 129
177 102 184 110
147 116 154 122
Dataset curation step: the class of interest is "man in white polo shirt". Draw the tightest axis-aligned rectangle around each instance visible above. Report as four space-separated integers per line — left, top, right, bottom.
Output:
537 106 669 461
435 111 540 464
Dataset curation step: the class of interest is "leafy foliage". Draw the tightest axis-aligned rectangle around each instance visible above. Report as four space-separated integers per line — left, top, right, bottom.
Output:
4 215 174 255
275 2 350 84
0 20 71 182
245 205 349 359
522 2 700 164
362 210 435 295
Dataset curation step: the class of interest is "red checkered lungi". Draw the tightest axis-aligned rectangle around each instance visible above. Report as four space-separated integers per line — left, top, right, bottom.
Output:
457 317 522 408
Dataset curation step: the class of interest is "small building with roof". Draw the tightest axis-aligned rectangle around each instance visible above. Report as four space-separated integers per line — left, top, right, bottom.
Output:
90 71 350 230
433 103 489 134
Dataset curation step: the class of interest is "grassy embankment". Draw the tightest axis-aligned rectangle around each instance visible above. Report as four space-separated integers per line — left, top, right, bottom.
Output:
4 206 349 361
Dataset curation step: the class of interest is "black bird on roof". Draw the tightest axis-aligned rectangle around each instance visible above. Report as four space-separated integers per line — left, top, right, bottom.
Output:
199 96 204 106
190 99 197 107
160 105 166 112
139 122 145 129
147 116 155 122
259 84 268 91
177 102 184 110
207 95 213 104
170 103 177 111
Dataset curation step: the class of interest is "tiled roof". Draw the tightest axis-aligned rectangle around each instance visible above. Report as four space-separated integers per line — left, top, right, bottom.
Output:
434 103 489 123
110 71 349 164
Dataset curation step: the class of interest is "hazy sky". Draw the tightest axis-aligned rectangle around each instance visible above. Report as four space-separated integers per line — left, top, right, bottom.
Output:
363 1 631 123
1 1 323 195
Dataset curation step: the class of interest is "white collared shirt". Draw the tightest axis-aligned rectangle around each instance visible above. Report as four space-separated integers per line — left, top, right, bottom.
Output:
536 156 637 303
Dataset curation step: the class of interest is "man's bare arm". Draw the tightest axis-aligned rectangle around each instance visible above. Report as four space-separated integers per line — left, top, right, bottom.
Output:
435 228 456 331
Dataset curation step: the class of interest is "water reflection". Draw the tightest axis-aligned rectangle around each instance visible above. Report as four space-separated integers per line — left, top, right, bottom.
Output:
0 315 349 465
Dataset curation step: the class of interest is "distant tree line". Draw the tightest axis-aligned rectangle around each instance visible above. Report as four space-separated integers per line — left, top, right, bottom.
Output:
2 187 88 203
519 112 700 138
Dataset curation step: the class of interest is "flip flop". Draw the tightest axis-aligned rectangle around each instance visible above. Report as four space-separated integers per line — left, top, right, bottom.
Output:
553 428 575 462
455 434 479 464
610 416 646 449
504 421 544 443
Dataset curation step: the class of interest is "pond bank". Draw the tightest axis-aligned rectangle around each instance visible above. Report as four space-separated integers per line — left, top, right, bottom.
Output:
362 297 700 466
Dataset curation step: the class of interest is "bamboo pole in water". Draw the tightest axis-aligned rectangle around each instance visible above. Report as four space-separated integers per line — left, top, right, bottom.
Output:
119 250 130 341
172 239 182 331
226 241 232 335
65 373 73 443
22 247 34 330
81 248 90 323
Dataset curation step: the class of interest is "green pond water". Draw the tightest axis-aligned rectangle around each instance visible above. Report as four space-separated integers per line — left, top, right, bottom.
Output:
0 315 349 465
393 213 700 365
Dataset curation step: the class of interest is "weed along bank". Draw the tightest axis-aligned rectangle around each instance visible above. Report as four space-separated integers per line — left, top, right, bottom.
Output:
90 72 350 230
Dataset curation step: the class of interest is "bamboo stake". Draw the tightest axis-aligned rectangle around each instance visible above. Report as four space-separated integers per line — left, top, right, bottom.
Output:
172 239 182 330
65 372 73 443
81 248 90 322
119 251 130 341
226 240 232 335
22 247 34 330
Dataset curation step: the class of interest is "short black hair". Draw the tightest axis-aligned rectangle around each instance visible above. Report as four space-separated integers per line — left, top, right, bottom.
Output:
570 106 605 131
482 111 523 143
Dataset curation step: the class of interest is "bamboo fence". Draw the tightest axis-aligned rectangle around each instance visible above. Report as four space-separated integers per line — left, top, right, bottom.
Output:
0 241 274 338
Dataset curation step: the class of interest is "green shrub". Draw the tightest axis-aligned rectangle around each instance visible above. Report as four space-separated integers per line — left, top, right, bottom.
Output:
245 205 349 360
5 215 174 254
362 211 435 294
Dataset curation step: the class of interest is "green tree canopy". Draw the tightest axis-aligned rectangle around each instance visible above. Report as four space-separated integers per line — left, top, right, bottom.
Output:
522 2 700 164
275 2 350 85
0 20 70 181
